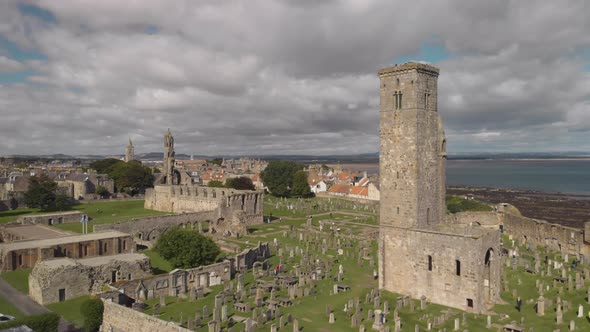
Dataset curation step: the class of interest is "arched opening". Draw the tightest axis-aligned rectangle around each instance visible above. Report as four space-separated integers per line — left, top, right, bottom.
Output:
427 255 433 271
441 139 446 153
455 260 461 276
484 248 495 302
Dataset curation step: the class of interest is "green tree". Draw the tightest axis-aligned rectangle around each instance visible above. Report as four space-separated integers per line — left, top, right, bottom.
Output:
155 227 221 269
24 175 70 211
91 159 154 195
208 158 223 166
225 176 255 190
208 180 225 188
80 297 104 332
261 160 304 197
96 186 110 198
291 170 312 197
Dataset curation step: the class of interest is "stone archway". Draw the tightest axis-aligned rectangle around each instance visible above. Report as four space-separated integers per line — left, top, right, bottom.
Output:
484 248 495 303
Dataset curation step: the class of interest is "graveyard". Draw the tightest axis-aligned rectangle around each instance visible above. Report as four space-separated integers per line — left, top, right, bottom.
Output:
111 195 590 331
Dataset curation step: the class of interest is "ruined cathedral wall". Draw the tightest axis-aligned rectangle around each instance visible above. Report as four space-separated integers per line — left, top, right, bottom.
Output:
446 211 502 229
380 227 501 313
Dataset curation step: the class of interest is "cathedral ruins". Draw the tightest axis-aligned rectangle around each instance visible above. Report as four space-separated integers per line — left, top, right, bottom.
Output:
377 62 502 313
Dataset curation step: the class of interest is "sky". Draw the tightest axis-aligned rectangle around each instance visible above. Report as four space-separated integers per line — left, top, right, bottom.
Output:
0 0 589 156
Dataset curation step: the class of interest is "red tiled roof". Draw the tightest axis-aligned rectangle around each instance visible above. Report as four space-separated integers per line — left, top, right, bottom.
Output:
350 186 368 196
328 184 350 194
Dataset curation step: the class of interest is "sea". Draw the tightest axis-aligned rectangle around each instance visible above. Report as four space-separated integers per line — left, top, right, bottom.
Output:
446 159 590 195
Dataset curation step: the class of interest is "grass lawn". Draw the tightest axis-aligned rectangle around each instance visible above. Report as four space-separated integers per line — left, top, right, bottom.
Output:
142 250 173 275
0 269 31 294
46 295 91 327
0 208 41 225
54 200 167 233
0 294 24 319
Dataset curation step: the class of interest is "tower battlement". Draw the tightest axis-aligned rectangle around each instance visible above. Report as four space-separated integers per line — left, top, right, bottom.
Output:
378 62 439 77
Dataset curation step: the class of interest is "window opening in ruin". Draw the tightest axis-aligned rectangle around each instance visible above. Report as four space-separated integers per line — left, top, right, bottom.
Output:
18 254 23 266
397 207 400 215
396 78 400 86
84 245 88 256
456 260 461 276
425 92 430 109
48 218 53 225
427 255 432 271
103 243 108 253
213 191 217 198
123 240 127 251
128 274 132 280
399 93 402 109
466 298 473 308
111 271 117 283
58 288 66 302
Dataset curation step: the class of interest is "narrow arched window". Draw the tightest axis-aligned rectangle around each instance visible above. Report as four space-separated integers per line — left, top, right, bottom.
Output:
428 255 433 271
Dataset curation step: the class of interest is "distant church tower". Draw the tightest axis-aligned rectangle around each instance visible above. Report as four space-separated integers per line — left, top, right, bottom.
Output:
378 62 446 228
125 138 135 162
163 129 176 185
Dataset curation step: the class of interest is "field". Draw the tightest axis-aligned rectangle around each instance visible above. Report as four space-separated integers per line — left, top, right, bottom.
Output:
139 195 590 331
0 200 166 233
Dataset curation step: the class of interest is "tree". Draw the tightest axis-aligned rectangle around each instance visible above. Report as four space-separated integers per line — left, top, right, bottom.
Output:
24 175 70 211
90 159 154 195
208 158 223 166
291 170 312 197
261 160 304 197
80 297 104 332
225 176 255 190
155 228 220 269
208 180 225 188
96 186 110 198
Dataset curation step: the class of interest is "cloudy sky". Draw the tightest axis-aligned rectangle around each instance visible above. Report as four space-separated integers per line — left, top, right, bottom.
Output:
0 0 589 156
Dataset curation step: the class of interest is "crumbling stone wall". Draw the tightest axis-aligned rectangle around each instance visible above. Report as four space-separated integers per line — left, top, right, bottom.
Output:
144 185 263 226
94 211 217 244
100 299 191 332
446 211 502 229
17 211 84 225
29 253 151 305
503 212 590 259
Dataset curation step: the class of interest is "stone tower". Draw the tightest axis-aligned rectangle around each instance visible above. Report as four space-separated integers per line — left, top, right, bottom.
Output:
125 138 134 162
378 63 501 313
378 62 446 229
163 129 175 185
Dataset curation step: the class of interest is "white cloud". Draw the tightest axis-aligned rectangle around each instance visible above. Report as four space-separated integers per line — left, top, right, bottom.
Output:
0 0 588 155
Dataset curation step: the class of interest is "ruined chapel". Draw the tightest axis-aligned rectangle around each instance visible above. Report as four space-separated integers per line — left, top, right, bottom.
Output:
377 62 502 313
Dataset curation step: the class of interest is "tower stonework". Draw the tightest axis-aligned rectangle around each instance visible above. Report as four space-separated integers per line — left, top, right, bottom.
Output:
378 63 501 314
378 62 446 229
163 129 175 185
125 138 134 162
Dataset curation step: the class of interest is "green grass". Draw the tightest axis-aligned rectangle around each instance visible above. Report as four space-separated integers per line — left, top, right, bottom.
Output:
446 195 492 213
142 249 173 275
0 269 31 294
46 295 91 327
0 208 41 225
54 200 167 233
0 294 24 319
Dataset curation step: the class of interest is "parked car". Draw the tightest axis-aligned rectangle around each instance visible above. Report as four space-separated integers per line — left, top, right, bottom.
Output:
0 313 16 323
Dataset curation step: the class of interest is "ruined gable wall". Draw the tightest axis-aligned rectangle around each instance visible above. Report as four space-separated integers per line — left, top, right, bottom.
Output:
29 255 151 305
101 300 192 332
379 227 501 313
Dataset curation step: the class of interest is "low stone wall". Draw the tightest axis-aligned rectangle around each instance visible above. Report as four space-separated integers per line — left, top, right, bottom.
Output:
101 299 191 332
94 211 217 244
446 211 502 229
17 211 84 225
503 212 590 259
116 261 232 300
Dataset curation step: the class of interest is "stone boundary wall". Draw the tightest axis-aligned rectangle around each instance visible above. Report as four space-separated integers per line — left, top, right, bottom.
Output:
110 242 270 301
446 211 502 229
101 299 191 332
17 211 84 225
94 211 217 243
502 212 590 259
